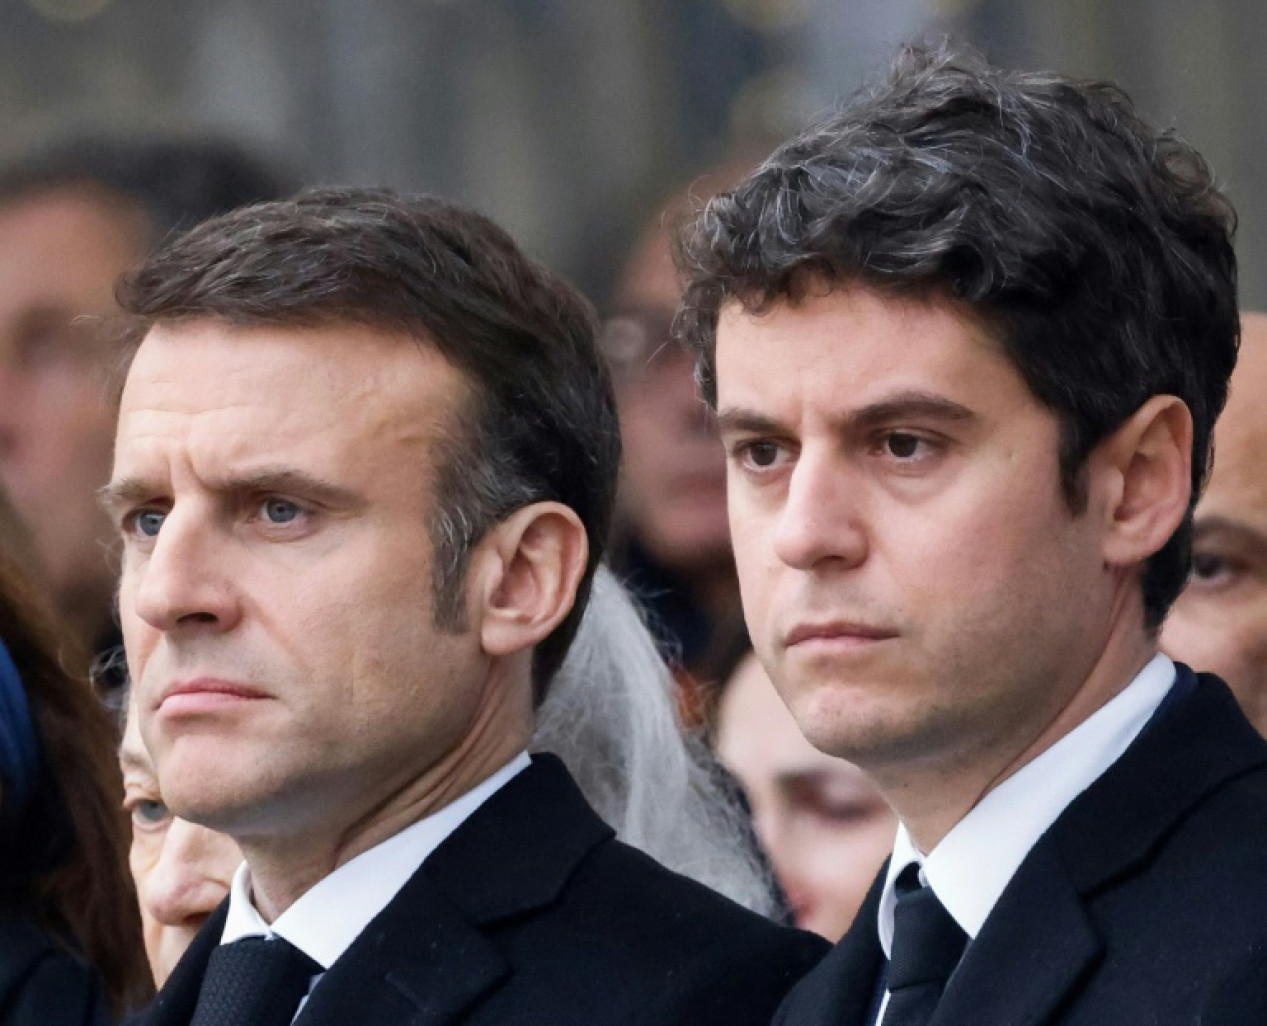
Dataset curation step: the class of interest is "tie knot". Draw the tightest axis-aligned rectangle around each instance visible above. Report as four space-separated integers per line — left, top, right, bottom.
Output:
887 865 968 991
894 862 924 898
191 935 321 1026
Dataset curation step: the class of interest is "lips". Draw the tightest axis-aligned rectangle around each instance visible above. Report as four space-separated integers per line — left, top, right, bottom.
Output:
783 621 898 647
157 678 269 712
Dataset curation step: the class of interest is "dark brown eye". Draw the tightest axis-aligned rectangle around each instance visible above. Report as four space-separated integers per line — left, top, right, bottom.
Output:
1192 551 1231 581
886 433 921 458
747 442 780 467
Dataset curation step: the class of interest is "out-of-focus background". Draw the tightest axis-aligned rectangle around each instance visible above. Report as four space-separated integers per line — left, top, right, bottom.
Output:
4 0 1264 305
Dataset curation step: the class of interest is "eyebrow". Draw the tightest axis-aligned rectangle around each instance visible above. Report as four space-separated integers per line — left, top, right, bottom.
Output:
1193 516 1267 548
97 478 155 519
98 467 365 518
716 391 975 437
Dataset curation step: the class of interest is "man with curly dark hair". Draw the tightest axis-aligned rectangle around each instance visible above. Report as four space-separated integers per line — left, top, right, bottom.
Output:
678 42 1267 1025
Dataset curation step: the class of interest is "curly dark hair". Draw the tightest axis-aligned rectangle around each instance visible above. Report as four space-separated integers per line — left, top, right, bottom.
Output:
676 42 1239 630
117 187 621 696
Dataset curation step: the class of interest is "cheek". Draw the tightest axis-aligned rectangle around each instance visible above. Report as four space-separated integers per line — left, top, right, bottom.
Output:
129 835 160 886
729 510 774 610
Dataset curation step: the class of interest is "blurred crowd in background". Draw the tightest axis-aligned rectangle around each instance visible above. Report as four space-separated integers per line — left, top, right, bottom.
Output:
5 0 1267 309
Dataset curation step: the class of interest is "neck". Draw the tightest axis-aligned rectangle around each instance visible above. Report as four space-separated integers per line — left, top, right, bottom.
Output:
879 591 1158 855
239 666 533 922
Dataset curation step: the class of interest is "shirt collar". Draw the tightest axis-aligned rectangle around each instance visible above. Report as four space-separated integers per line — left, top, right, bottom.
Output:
877 654 1175 956
222 751 531 968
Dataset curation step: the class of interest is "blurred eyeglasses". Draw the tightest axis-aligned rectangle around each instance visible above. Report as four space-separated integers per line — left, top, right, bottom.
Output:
600 307 689 380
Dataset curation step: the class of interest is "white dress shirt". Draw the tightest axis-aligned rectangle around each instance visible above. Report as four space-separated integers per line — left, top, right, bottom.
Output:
874 654 1175 1021
219 751 531 1017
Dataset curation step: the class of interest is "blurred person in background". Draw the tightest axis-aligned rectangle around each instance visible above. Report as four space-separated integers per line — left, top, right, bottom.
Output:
0 489 149 1022
0 136 293 677
715 647 894 942
1162 312 1267 735
118 691 242 990
603 163 759 713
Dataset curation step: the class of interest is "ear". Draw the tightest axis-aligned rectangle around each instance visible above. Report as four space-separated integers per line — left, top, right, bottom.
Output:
472 502 589 658
1094 395 1193 568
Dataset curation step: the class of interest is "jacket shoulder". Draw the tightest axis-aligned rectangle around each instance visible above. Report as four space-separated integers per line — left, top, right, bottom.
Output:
486 835 828 1025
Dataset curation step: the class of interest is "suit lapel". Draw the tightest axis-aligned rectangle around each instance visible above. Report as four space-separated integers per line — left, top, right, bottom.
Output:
778 868 886 1026
420 753 614 924
933 841 1099 1026
297 755 612 1026
1053 668 1267 893
936 669 1267 1026
295 870 507 1026
826 902 886 1026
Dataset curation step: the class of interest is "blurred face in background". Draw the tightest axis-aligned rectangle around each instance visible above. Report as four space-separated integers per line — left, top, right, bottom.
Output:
716 652 895 941
1163 314 1267 735
606 229 731 572
0 186 147 646
120 698 241 987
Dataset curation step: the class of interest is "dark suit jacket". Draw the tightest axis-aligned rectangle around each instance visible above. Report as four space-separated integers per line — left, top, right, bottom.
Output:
775 667 1267 1026
131 754 827 1025
0 917 108 1026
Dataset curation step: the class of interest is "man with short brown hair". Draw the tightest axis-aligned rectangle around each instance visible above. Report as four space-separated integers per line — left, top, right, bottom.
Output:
110 188 825 1026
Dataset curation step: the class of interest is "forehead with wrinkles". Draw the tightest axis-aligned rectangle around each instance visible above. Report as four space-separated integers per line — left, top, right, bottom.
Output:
113 320 463 486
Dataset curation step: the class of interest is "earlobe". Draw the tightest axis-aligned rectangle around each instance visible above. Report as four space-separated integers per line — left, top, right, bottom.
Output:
1099 395 1193 567
476 502 589 658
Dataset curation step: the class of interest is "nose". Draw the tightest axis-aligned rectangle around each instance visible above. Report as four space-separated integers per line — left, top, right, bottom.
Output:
142 818 239 928
130 507 242 635
772 449 868 571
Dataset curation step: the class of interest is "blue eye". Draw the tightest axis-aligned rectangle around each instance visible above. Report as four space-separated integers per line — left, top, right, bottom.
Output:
134 511 166 538
131 798 170 827
262 499 301 524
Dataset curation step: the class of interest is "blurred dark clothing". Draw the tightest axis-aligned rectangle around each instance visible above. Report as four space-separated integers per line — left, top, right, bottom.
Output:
0 918 108 1026
617 540 723 726
619 539 716 672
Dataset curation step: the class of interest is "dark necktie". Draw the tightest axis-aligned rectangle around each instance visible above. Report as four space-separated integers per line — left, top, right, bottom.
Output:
882 863 968 1026
190 935 321 1026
